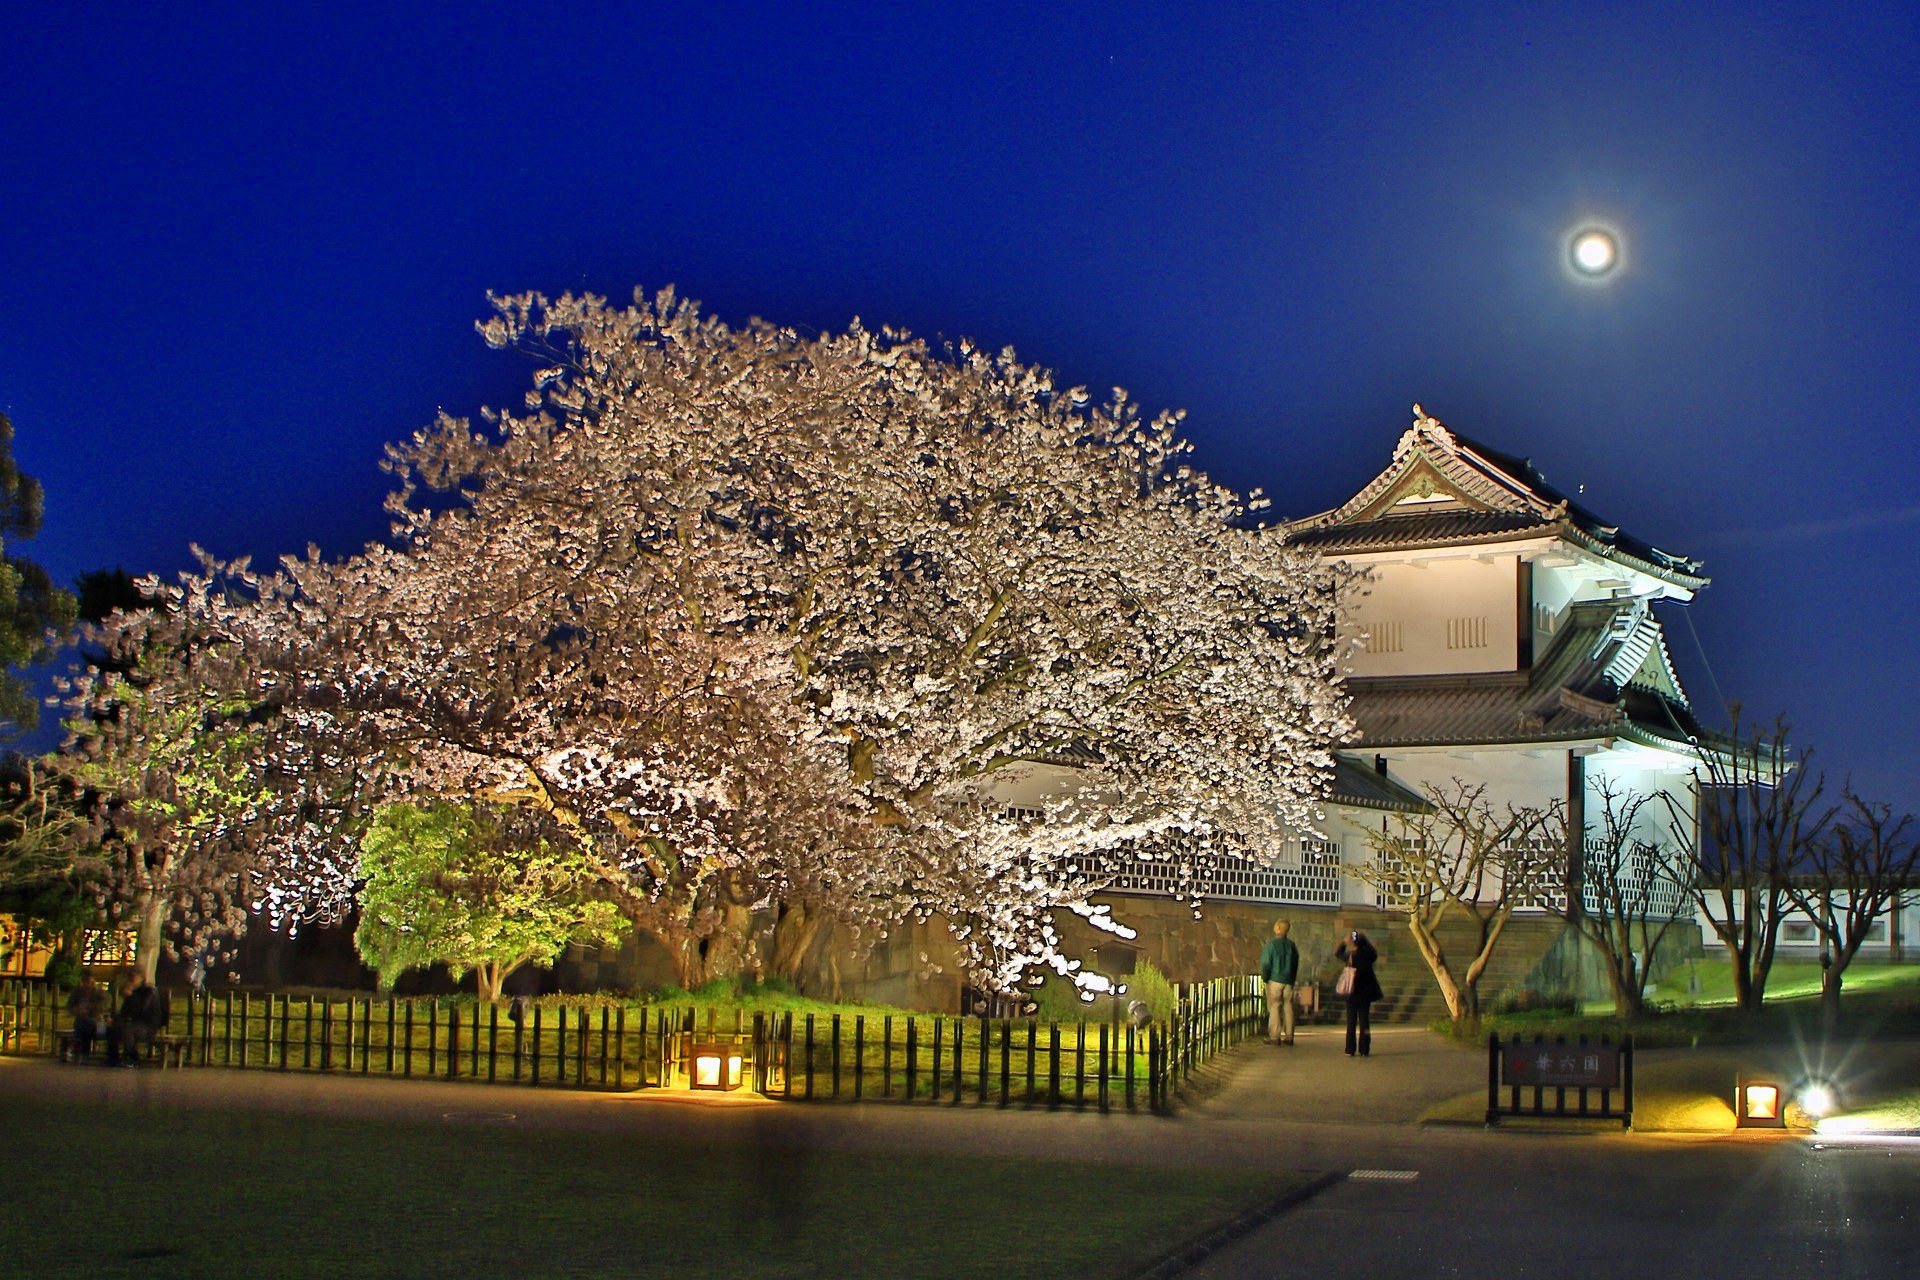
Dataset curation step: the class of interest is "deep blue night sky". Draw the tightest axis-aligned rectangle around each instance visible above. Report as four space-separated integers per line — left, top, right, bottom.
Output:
4 4 1917 805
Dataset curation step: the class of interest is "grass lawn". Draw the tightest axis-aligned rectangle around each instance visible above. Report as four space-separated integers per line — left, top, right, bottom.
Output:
1457 959 1920 1049
0 1094 1294 1280
1648 957 1920 1007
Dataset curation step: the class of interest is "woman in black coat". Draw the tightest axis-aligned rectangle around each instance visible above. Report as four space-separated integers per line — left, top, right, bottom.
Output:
1335 931 1383 1057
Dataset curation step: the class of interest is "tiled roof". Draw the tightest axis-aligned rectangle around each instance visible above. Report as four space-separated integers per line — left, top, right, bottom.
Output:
1284 510 1558 554
1343 600 1703 750
1328 754 1433 812
1280 409 1708 591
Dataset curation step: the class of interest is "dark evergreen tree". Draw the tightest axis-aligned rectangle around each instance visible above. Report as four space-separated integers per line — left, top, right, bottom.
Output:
0 413 76 733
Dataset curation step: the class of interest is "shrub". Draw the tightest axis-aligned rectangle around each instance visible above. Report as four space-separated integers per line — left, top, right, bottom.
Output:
1024 959 1178 1024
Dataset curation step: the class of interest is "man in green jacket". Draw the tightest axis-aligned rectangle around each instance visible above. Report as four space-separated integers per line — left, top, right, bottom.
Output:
1260 919 1300 1045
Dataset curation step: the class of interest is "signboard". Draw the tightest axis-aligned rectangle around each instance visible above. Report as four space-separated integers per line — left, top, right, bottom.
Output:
1501 1042 1620 1089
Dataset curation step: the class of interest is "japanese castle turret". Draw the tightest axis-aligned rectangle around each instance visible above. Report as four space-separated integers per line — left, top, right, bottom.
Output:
1283 405 1712 914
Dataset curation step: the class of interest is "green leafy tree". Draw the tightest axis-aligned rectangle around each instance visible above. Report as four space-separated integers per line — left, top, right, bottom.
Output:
59 589 269 983
354 800 628 1001
0 413 77 733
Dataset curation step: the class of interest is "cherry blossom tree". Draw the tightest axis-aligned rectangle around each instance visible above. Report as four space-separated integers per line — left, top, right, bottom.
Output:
211 287 1353 994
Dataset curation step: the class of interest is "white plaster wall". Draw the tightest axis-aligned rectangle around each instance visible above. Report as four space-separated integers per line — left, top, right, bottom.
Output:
1583 756 1697 851
1345 555 1519 677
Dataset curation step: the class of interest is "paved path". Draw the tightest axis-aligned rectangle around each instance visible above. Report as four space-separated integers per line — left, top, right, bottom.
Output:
10 1026 1918 1279
0 1023 1485 1172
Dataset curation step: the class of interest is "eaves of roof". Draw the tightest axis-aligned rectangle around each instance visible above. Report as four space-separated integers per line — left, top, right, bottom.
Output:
1341 603 1710 754
1328 753 1433 813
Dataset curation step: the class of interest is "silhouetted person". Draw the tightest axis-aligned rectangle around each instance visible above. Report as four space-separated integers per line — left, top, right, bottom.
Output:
65 972 107 1062
1335 931 1382 1057
106 969 165 1067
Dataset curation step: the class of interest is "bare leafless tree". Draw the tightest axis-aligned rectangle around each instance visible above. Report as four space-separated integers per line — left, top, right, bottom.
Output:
1667 711 1835 1015
1788 787 1918 1027
1357 779 1562 1028
1574 775 1694 1019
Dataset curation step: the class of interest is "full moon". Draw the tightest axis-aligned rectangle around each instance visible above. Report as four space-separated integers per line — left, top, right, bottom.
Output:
1566 226 1622 281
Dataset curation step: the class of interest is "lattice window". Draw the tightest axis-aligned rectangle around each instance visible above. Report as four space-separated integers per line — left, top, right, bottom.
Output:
1371 838 1425 910
1579 839 1688 922
1110 835 1342 906
1510 834 1566 914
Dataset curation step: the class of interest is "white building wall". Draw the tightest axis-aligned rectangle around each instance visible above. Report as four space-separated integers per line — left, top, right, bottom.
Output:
1344 555 1519 677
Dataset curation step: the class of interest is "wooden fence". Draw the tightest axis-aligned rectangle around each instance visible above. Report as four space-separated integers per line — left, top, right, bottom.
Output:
1 974 1264 1112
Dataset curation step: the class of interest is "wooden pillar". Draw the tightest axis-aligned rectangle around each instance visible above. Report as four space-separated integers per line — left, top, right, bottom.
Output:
1564 750 1586 922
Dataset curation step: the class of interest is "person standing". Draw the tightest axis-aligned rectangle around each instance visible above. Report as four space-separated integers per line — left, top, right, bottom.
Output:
65 972 107 1062
1259 919 1300 1045
1335 930 1382 1057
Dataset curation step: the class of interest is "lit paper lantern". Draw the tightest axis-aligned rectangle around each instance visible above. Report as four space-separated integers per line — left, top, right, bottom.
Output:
691 1043 745 1091
1735 1075 1785 1128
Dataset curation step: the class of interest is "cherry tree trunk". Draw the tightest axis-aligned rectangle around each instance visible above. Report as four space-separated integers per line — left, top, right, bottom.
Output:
133 892 168 985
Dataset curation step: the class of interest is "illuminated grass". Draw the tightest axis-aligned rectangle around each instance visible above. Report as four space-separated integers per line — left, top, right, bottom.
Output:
1650 958 1920 1008
0 1094 1295 1279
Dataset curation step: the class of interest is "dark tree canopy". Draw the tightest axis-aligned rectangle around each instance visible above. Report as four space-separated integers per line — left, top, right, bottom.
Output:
0 413 76 732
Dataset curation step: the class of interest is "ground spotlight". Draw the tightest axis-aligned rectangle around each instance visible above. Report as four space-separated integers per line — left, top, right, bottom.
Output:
1799 1079 1838 1119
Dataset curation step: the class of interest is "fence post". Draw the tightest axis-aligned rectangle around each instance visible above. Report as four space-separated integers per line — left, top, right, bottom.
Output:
1075 1020 1086 1108
952 1016 964 1105
853 1015 864 1101
930 1016 940 1102
1623 1036 1635 1129
904 1016 916 1102
980 1015 992 1105
999 1019 1012 1109
782 1012 794 1100
749 1011 763 1094
1097 1022 1110 1113
1486 1033 1501 1125
1048 1023 1060 1110
1024 1019 1037 1105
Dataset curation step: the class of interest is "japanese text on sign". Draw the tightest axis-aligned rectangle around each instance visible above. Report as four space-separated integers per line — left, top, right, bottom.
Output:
1502 1044 1620 1088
